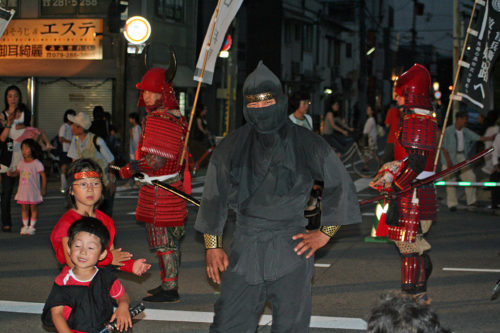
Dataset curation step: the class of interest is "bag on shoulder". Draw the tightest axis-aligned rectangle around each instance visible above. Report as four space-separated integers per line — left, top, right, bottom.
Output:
0 112 13 170
0 136 13 169
51 135 63 158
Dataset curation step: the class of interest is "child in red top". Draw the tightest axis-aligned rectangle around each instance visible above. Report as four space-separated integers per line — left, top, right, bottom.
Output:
43 217 132 332
51 158 150 275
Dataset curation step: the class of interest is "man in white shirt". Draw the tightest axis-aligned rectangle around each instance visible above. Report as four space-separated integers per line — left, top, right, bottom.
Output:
288 92 313 131
441 111 492 210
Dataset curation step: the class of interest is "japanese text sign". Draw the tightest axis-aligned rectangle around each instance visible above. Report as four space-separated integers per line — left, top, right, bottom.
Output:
0 18 103 60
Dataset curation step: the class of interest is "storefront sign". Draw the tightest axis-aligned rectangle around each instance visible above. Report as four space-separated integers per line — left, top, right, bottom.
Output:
0 18 102 59
40 0 111 16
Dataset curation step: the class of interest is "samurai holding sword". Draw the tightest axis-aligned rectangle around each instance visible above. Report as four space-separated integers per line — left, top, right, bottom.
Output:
119 64 191 303
194 62 361 332
370 64 438 304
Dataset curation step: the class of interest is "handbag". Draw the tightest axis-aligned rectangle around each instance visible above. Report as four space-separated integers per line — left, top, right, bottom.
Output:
0 136 13 169
0 112 13 171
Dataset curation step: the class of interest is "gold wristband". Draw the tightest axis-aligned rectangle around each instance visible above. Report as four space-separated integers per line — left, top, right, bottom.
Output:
319 225 341 238
204 233 223 249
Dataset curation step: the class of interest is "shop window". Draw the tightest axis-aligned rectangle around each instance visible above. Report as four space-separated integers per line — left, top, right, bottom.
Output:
346 42 352 58
327 38 341 67
303 24 312 52
156 0 184 22
284 20 292 44
294 22 301 42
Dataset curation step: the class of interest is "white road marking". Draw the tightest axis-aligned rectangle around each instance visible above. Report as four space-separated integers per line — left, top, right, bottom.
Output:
0 300 367 330
443 267 500 273
314 263 331 268
127 211 136 215
191 187 204 194
362 212 375 216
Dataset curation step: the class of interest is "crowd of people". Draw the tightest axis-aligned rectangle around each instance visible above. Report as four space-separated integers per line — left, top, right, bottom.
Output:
1 59 499 332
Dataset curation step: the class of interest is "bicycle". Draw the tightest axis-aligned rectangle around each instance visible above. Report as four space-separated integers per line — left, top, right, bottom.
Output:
341 140 381 178
188 135 218 175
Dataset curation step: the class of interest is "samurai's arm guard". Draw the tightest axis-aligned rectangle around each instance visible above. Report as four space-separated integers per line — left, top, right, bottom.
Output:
118 259 135 273
204 233 223 249
119 158 153 179
393 149 428 191
119 162 138 179
319 225 341 238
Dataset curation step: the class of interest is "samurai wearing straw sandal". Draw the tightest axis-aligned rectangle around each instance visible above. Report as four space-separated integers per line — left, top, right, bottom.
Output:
194 61 361 332
119 55 191 303
370 63 438 304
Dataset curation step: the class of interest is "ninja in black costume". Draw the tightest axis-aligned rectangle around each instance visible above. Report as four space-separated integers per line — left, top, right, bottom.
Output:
194 62 361 332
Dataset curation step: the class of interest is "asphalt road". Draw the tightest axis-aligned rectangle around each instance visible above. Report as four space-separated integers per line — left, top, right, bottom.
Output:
0 172 499 333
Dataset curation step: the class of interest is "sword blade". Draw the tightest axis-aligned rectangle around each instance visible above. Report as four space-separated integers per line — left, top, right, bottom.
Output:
151 180 201 207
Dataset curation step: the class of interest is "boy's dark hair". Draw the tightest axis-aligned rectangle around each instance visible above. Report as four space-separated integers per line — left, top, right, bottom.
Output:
4 85 22 110
129 112 139 124
289 91 311 112
93 105 104 120
367 291 451 333
455 110 468 119
63 109 76 123
66 158 104 208
68 217 110 254
21 138 43 162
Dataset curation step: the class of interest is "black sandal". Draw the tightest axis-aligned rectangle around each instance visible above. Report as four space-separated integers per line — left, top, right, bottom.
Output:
2 225 11 232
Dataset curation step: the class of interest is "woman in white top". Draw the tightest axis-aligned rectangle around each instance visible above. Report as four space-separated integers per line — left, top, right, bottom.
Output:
0 86 27 232
322 99 354 154
58 109 76 192
363 105 378 150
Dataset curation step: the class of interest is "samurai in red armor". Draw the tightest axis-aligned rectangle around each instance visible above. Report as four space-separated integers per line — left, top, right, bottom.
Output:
119 60 190 303
370 63 437 303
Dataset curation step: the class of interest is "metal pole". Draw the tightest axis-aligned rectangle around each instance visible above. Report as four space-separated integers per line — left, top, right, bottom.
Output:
358 0 367 131
433 0 478 170
180 0 222 165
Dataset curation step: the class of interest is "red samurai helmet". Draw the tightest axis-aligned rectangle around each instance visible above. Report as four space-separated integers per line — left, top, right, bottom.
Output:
136 49 178 111
394 63 432 110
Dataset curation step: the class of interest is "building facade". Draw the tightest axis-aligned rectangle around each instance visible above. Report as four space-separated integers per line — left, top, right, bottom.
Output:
0 0 198 154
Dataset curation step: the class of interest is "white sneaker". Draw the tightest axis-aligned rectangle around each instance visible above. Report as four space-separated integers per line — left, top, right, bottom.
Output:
20 226 29 235
26 226 36 235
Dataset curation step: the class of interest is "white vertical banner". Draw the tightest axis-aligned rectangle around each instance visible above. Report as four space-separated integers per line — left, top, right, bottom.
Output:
0 7 14 40
193 0 243 85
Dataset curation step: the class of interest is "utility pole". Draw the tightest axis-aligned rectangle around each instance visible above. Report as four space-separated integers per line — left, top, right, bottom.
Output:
358 0 367 130
452 0 460 118
411 0 417 56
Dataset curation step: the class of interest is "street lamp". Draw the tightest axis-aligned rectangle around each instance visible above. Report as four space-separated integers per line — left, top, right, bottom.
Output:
123 16 151 54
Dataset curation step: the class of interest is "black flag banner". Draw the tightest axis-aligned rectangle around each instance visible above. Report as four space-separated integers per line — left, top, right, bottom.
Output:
0 6 15 40
455 0 500 114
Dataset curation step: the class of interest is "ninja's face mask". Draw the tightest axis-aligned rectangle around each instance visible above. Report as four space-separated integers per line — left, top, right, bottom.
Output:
243 62 287 134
